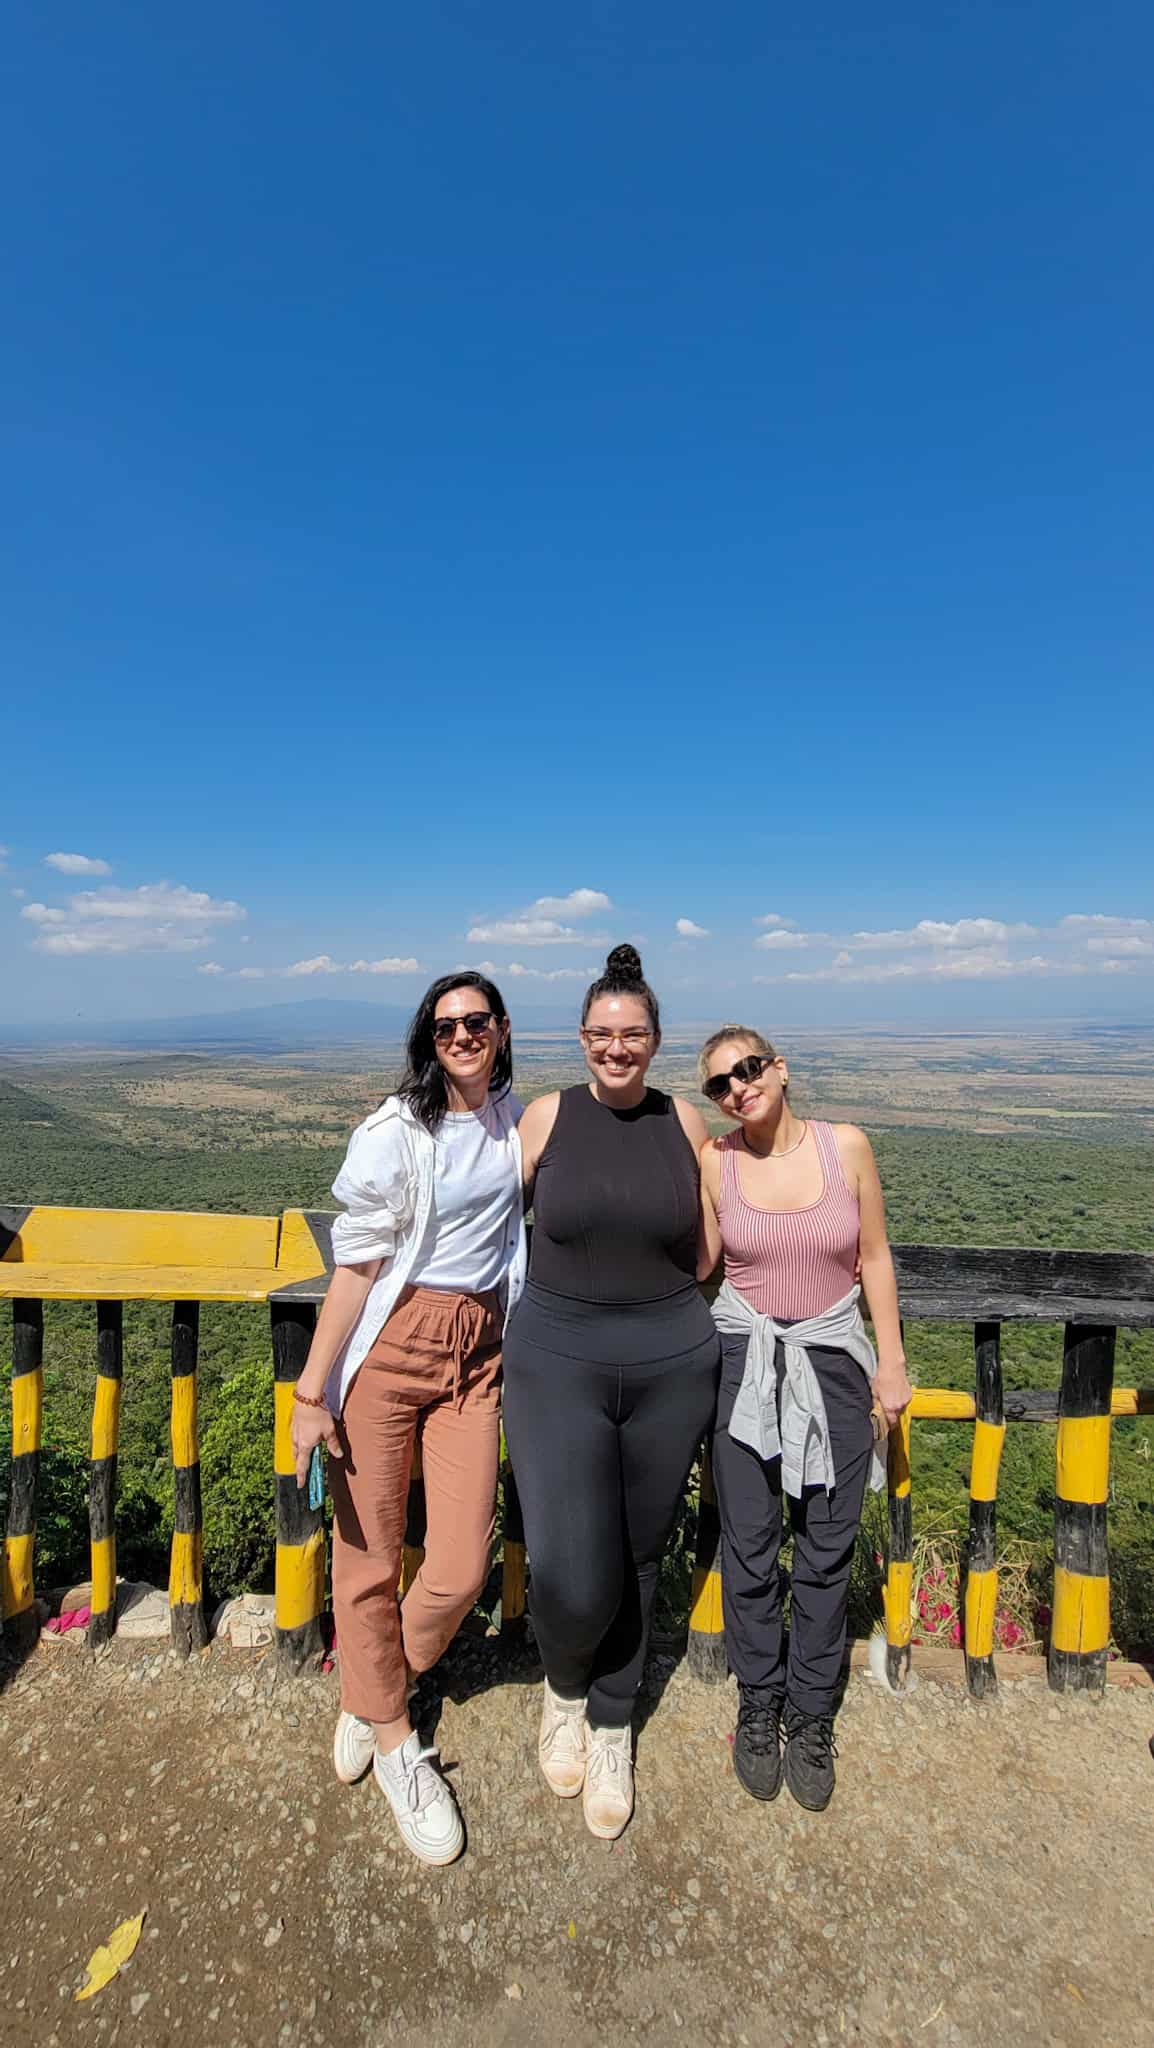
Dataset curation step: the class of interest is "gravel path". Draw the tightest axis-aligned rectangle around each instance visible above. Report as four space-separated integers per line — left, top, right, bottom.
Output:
2 1634 1152 2048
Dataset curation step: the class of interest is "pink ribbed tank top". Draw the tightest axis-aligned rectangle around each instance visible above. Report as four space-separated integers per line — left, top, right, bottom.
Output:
717 1120 860 1319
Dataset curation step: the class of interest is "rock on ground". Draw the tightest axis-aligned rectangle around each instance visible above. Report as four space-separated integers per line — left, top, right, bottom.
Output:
0 1632 1152 2048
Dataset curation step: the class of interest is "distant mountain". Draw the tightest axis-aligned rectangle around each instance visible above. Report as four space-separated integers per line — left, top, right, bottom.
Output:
0 994 588 1050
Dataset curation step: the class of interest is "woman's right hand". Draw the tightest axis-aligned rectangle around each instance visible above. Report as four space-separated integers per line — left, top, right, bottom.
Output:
291 1398 343 1488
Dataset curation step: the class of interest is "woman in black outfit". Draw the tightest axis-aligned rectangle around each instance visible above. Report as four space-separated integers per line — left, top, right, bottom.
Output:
504 945 720 1839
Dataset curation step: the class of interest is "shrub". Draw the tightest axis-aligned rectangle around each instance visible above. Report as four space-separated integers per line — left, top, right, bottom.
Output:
197 1359 277 1599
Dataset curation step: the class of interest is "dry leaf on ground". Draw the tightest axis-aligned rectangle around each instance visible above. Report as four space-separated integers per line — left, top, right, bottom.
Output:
74 1911 147 2002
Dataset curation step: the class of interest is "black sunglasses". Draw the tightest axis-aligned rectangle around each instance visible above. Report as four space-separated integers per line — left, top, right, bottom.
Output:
432 1010 496 1045
702 1053 776 1104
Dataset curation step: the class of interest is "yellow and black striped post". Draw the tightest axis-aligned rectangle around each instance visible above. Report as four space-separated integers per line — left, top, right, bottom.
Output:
1049 1322 1114 1695
399 1440 427 1595
964 1320 1006 1699
169 1302 208 1657
687 1447 726 1681
270 1301 325 1672
500 1453 526 1634
2 1299 44 1644
883 1406 912 1691
89 1301 124 1648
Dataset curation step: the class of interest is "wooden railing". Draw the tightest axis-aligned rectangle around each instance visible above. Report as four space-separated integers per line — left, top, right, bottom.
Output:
3 1205 1152 1696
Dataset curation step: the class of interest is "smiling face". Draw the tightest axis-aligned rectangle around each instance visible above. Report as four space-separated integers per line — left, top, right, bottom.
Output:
580 992 658 1098
703 1036 789 1132
432 985 507 1099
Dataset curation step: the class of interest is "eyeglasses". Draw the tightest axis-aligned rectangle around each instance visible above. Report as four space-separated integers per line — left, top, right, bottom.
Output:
581 1027 653 1049
432 1011 496 1045
702 1054 776 1103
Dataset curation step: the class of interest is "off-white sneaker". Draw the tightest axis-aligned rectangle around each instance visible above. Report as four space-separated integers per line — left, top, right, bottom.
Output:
333 1677 419 1786
538 1680 588 1797
373 1731 464 1866
582 1722 634 1839
333 1711 375 1785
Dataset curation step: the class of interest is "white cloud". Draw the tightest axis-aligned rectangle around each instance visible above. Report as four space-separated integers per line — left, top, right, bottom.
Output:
848 917 1037 952
531 889 612 918
22 881 247 956
284 955 342 977
0 845 8 871
468 887 612 948
467 917 602 946
1085 934 1154 956
198 961 225 976
754 913 795 929
10 886 25 899
759 949 1062 986
505 961 592 981
212 954 422 980
676 918 709 938
755 928 817 950
44 851 112 876
1058 914 1153 937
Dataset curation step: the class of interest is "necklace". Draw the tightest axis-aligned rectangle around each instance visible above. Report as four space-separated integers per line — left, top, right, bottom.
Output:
742 1118 809 1162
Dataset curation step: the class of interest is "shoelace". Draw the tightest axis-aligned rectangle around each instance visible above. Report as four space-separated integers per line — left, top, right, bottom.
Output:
738 1693 781 1756
787 1716 838 1765
542 1714 582 1755
587 1733 630 1787
397 1744 445 1814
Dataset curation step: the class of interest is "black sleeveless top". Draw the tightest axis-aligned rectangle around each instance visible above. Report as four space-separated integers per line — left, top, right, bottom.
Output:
530 1085 700 1305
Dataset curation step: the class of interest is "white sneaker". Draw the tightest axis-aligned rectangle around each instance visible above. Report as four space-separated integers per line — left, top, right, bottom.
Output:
582 1722 634 1840
374 1731 464 1866
333 1677 419 1786
333 1711 375 1785
538 1680 588 1797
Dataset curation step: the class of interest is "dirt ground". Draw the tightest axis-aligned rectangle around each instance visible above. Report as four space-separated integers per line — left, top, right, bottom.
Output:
2 1632 1152 2048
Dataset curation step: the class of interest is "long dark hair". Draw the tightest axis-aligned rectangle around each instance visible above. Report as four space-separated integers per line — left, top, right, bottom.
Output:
581 943 661 1040
396 972 513 1134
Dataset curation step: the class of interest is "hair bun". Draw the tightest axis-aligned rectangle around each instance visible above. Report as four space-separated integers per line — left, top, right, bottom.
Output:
605 943 643 982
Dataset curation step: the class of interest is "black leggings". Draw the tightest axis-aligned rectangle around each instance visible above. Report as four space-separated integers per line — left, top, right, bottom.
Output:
502 1283 720 1728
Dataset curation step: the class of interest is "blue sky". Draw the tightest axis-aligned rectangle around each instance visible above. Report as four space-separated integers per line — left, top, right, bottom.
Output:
3 2 1151 1030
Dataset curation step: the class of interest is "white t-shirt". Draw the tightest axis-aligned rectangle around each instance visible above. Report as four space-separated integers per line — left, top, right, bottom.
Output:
409 1097 523 1294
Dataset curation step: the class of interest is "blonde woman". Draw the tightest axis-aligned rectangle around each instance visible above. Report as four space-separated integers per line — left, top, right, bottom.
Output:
698 1026 911 1812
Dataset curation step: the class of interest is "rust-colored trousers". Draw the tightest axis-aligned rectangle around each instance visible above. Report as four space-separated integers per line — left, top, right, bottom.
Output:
329 1284 502 1724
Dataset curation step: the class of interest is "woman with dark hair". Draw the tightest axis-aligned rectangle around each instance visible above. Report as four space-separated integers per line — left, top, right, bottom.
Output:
697 1025 911 1813
290 972 526 1865
504 945 720 1840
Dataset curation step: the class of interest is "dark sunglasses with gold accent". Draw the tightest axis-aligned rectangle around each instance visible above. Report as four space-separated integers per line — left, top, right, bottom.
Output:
702 1053 776 1104
432 1010 496 1045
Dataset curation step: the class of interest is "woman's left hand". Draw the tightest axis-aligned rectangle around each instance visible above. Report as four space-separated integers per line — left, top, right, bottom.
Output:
873 1360 913 1428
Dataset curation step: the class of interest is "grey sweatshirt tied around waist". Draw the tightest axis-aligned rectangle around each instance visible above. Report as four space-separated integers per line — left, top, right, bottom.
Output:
711 1280 886 1499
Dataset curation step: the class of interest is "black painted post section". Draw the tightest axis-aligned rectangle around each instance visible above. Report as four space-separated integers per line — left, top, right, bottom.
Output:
1049 1324 1114 1695
500 1457 526 1634
170 1301 209 1656
89 1301 124 1648
964 1321 1005 1699
270 1301 325 1673
3 1299 44 1645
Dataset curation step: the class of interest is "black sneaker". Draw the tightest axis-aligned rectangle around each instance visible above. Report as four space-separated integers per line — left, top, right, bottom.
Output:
732 1686 783 1801
782 1706 838 1811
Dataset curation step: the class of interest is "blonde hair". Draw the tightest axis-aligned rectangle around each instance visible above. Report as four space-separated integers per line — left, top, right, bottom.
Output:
696 1022 780 1087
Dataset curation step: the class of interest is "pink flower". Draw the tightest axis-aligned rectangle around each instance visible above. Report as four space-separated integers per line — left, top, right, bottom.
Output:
950 1621 963 1646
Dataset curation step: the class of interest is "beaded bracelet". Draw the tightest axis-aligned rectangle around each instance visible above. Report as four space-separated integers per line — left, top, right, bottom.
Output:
292 1386 327 1409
